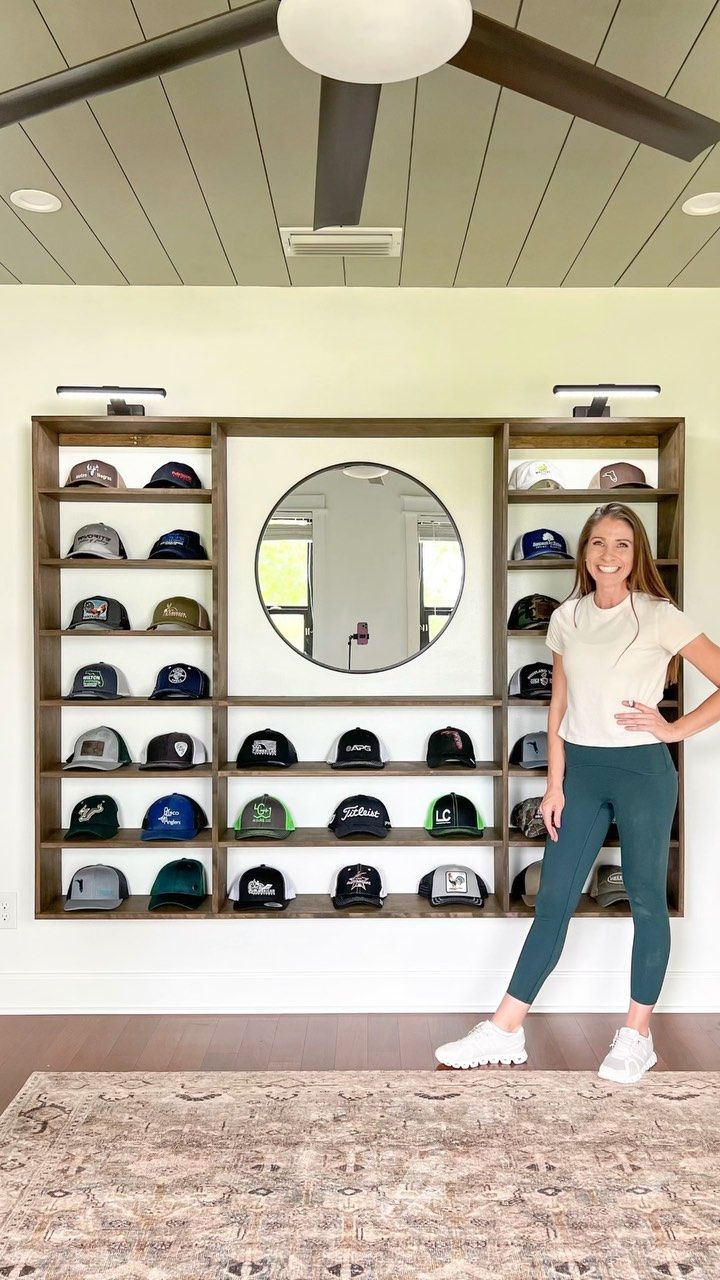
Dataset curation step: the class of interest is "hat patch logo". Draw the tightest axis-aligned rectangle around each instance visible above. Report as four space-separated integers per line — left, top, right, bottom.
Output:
77 801 105 823
347 870 372 892
607 872 624 883
247 879 276 896
435 808 452 824
82 670 105 688
342 804 380 821
346 743 371 752
253 740 278 756
82 599 109 621
174 741 189 758
442 729 464 751
171 469 192 483
80 738 106 758
168 667 187 684
445 871 468 894
254 801 273 822
604 468 618 484
158 806 181 826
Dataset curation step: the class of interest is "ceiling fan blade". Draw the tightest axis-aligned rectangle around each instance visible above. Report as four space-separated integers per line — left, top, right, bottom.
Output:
0 0 279 130
313 77 380 230
450 11 720 162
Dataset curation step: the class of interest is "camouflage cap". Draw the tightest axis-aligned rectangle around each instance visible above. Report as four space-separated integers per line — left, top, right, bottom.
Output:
510 796 547 840
508 594 561 631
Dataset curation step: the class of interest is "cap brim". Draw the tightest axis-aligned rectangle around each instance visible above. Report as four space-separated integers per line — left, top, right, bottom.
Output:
236 759 293 768
523 552 574 560
64 759 126 771
67 691 123 700
518 760 548 770
527 480 562 490
138 760 198 770
141 829 200 842
601 482 652 490
427 757 476 768
144 480 196 490
332 895 383 909
595 892 629 907
149 550 203 560
427 827 484 838
147 622 200 632
330 823 389 839
330 760 385 769
64 898 122 911
430 896 485 907
68 622 120 632
522 689 553 700
521 895 536 909
66 549 121 559
515 622 550 632
64 826 117 840
233 828 291 840
150 691 205 700
148 894 205 910
64 479 115 489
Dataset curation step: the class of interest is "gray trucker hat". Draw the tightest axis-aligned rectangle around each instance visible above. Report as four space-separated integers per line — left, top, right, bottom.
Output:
418 864 488 907
64 726 132 770
64 864 129 911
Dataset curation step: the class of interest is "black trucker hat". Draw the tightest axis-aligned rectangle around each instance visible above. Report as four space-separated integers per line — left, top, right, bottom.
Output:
509 732 548 769
329 795 391 839
68 596 131 631
328 727 388 769
426 726 476 769
236 729 298 769
424 793 485 838
331 863 386 909
508 663 553 699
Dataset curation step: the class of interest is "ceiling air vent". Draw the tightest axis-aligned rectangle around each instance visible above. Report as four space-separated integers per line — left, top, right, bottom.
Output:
280 227 402 257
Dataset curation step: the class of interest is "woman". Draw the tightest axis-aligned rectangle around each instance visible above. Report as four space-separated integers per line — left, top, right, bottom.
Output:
436 502 720 1083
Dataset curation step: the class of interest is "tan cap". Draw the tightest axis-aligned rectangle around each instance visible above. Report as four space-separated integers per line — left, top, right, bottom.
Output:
590 462 652 490
147 596 210 632
64 459 125 489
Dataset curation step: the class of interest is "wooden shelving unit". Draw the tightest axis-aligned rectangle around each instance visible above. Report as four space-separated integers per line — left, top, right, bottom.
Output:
33 414 687 921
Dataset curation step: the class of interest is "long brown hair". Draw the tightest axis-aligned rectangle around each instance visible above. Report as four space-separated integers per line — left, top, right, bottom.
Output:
563 503 680 686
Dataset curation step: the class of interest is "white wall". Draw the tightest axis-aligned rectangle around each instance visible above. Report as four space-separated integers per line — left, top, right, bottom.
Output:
2 285 719 1013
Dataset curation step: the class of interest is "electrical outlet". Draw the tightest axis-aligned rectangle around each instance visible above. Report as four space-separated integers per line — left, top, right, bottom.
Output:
0 892 17 929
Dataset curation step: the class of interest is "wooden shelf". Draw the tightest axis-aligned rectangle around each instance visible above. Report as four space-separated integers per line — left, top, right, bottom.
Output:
507 629 548 638
508 832 680 849
219 760 501 777
221 893 504 919
37 895 214 919
41 698 213 707
506 893 680 919
507 488 678 503
508 766 548 778
38 488 212 503
42 763 213 777
219 696 501 707
40 629 213 638
507 559 678 570
220 826 502 847
41 559 212 569
42 830 213 848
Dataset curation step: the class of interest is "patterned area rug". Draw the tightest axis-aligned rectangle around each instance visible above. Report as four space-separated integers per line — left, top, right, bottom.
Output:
0 1071 719 1280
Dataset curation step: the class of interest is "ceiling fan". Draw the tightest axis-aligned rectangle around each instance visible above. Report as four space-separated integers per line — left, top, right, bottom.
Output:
1 0 719 233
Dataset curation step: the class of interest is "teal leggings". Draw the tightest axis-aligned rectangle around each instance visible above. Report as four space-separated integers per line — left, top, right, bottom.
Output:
507 742 678 1007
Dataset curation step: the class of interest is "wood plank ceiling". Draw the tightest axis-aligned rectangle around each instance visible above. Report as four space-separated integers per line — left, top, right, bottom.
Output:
2 0 720 285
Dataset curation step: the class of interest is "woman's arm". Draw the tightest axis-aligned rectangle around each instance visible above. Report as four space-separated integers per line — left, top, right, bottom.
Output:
539 652 568 842
614 633 720 742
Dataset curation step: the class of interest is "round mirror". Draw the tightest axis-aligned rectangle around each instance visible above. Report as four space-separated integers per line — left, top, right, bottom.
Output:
255 462 465 673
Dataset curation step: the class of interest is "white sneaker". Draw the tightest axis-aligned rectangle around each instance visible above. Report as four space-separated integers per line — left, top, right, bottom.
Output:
434 1019 528 1069
597 1027 657 1084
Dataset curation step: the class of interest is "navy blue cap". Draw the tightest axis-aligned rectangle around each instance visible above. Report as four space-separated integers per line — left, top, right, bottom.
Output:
149 664 210 700
141 794 209 842
148 529 208 560
511 529 573 561
144 462 202 490
329 795 391 839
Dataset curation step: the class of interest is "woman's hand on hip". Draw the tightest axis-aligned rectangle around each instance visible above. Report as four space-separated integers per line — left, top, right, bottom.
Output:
614 700 679 742
540 787 564 843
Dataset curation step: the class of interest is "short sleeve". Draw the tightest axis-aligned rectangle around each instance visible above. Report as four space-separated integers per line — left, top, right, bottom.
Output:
655 601 702 656
546 607 565 655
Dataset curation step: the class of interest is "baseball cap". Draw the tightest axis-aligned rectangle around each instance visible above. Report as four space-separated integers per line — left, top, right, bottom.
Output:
236 729 298 769
233 794 296 840
141 794 209 842
148 529 208 560
144 461 202 490
68 596 131 632
509 732 548 769
329 794 391 839
149 664 210 700
424 793 485 838
589 462 652 490
590 863 629 907
67 663 131 700
418 864 488 907
511 860 543 907
331 863 386 909
148 857 207 910
508 461 563 491
64 726 131 771
511 529 573 561
140 733 209 770
426 726 476 769
64 864 129 911
510 797 547 840
508 663 553 700
507 594 560 631
66 523 127 560
229 865 297 911
147 597 210 632
64 460 125 489
65 794 120 840
327 728 388 769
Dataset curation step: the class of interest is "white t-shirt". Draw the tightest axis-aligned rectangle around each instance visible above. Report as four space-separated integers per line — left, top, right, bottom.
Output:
546 591 701 748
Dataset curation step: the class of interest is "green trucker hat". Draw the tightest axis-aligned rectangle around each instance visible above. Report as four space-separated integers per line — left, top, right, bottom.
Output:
65 794 120 840
425 793 485 838
234 794 296 840
147 596 210 632
148 857 207 910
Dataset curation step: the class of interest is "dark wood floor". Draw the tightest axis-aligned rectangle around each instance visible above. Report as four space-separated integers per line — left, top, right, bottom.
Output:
1 1013 719 1114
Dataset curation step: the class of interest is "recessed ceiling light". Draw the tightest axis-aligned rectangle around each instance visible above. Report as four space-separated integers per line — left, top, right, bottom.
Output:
681 192 720 216
10 188 62 213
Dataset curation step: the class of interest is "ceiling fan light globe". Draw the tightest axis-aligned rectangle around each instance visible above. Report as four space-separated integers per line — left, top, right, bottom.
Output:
277 0 472 84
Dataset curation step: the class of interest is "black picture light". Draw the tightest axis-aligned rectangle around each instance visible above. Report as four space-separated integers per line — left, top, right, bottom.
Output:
56 385 167 416
553 383 661 418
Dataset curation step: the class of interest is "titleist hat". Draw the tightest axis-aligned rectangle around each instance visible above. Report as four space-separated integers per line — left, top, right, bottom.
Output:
331 863 386 909
148 529 207 560
511 860 543 908
65 794 120 840
141 794 208 842
509 732 548 769
426 726 476 769
511 529 573 561
64 864 129 912
589 462 652 490
327 728 388 769
508 594 560 631
425 793 485 838
418 864 488 907
68 596 131 632
140 733 208 770
229 865 296 911
510 797 547 840
508 461 563 491
150 664 210 700
590 863 629 907
67 523 127 560
147 596 210 632
148 858 207 910
145 461 202 490
236 729 298 769
234 794 295 840
64 726 131 771
508 663 553 700
64 459 125 489
68 663 131 700
329 794 391 839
